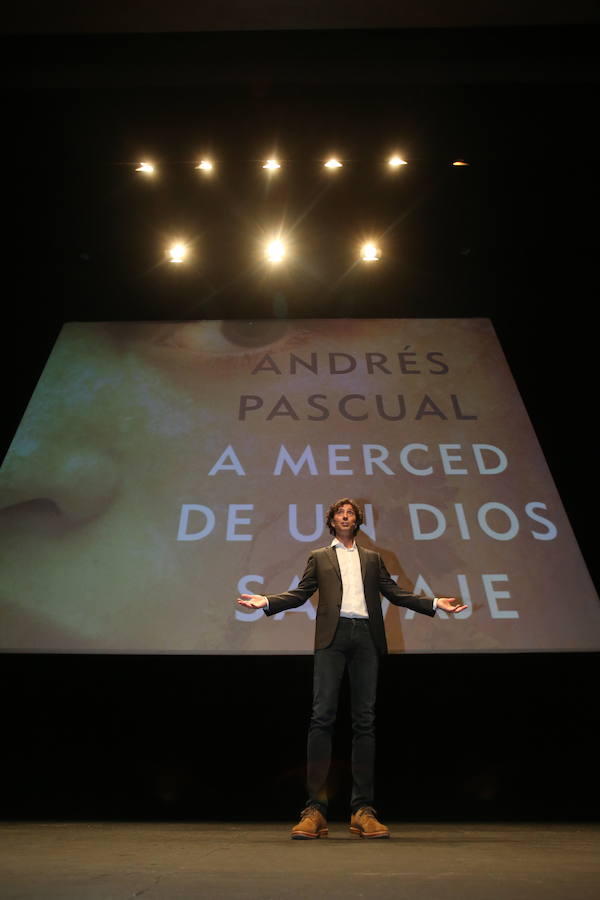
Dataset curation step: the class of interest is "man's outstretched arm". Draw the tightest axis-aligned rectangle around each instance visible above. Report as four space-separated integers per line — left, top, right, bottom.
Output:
377 556 467 616
237 553 319 616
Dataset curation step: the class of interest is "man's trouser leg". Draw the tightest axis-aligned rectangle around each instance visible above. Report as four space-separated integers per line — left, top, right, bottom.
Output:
305 622 349 812
347 620 379 812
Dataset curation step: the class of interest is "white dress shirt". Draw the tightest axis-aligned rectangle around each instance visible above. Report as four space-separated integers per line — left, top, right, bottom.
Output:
332 538 369 618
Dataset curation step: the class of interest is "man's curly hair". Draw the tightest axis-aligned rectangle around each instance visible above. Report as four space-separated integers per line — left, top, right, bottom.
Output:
325 498 364 537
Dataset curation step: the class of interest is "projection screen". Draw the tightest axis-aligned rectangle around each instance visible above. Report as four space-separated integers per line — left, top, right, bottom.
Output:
1 318 598 653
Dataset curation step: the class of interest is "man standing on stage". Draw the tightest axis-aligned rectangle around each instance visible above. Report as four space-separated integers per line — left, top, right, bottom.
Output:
237 498 467 840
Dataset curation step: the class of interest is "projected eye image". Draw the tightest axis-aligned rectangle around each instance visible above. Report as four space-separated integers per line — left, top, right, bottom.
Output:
1 318 598 653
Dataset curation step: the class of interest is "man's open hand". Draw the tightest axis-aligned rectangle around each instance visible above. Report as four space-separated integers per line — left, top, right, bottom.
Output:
436 597 468 614
237 594 268 610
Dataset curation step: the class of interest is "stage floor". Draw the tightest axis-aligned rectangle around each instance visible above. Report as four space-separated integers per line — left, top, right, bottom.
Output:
1 821 599 899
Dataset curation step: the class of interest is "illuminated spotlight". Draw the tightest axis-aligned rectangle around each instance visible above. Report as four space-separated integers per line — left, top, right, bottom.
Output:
262 158 281 170
168 242 188 264
135 162 155 174
360 242 381 262
195 159 214 172
452 159 470 166
388 155 408 168
324 157 343 169
265 239 286 263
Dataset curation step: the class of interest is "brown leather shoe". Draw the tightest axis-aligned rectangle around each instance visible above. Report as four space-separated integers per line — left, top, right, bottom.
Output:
291 805 328 840
349 806 390 839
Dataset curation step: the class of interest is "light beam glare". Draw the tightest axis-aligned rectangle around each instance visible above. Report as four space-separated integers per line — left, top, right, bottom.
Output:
361 242 381 262
168 242 188 264
266 239 286 263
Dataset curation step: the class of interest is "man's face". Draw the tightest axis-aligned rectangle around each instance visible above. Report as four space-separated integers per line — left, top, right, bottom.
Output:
333 503 357 538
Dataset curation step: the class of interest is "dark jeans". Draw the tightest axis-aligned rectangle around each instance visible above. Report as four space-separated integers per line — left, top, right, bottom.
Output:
306 617 379 814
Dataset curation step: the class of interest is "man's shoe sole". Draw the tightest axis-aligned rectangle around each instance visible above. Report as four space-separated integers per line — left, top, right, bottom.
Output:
291 828 328 839
291 828 329 841
349 825 390 839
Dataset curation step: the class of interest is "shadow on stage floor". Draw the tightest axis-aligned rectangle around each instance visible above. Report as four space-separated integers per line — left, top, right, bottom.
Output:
1 820 599 899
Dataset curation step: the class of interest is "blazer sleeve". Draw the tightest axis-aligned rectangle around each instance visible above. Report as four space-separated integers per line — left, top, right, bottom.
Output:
377 555 436 617
264 553 319 617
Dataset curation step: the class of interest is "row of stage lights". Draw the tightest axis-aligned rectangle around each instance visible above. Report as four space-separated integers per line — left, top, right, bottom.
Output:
167 239 381 264
135 155 470 175
139 155 470 265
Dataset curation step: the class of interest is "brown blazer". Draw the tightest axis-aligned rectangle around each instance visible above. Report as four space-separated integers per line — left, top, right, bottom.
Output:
264 544 435 654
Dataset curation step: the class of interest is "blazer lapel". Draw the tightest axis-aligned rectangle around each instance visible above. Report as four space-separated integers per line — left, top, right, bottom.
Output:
357 545 379 618
326 546 342 582
357 544 367 583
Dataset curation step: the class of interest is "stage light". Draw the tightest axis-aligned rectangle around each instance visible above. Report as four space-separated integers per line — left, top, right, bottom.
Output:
266 239 286 263
168 242 188 264
452 159 470 166
324 158 343 169
195 160 214 172
262 159 281 170
388 156 407 168
361 242 381 262
135 162 155 174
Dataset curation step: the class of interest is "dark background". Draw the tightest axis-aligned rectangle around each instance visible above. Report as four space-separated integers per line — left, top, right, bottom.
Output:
1 5 598 821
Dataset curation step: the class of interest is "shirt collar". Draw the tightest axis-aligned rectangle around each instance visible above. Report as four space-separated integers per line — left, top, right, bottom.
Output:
331 537 356 550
